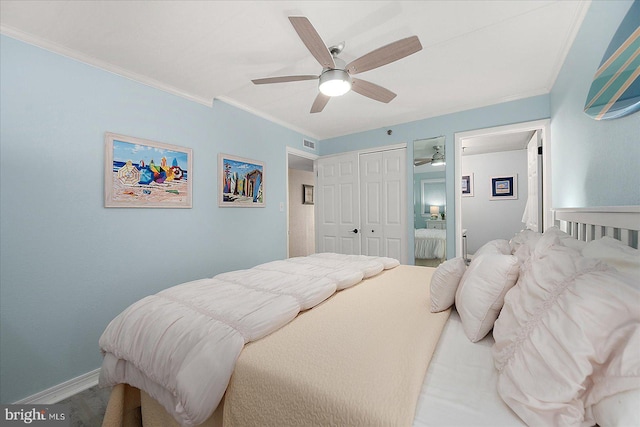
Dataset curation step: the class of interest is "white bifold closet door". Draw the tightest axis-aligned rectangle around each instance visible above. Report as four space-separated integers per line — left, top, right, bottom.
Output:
316 147 406 263
316 152 361 255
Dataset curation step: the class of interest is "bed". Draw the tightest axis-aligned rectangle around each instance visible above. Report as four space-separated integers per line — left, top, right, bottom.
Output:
414 227 446 259
100 206 640 427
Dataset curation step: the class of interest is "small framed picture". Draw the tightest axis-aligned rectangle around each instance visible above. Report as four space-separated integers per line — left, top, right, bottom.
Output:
490 175 517 200
461 173 474 197
303 184 314 205
219 154 265 207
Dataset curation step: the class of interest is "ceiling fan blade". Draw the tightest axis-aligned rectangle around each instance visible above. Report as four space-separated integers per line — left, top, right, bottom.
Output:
252 75 318 85
351 78 397 103
289 16 335 69
346 36 422 75
414 158 433 166
310 93 330 113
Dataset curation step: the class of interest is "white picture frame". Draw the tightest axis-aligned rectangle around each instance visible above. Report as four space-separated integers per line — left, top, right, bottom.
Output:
489 174 518 200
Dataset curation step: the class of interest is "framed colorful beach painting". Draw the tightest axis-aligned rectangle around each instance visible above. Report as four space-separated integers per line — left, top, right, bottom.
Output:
218 153 265 207
489 174 517 200
104 132 192 208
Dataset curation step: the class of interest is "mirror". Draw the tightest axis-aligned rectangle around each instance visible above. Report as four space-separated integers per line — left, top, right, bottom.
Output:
413 136 446 267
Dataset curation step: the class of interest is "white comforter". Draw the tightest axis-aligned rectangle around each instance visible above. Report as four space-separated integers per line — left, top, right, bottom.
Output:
98 253 399 426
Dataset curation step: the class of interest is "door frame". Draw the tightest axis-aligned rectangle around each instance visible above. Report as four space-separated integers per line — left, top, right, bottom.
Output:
286 147 318 258
453 119 551 257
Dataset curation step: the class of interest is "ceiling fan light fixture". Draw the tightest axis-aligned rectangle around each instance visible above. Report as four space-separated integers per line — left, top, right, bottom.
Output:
319 69 352 97
431 146 445 166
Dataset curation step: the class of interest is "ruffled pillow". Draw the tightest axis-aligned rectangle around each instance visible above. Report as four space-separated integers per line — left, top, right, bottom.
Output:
543 226 587 250
493 232 640 426
582 236 640 284
429 257 467 313
509 229 541 254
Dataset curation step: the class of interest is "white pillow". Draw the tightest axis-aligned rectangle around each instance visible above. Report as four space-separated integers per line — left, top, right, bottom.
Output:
430 257 467 313
591 388 640 427
511 231 542 264
543 226 587 250
582 236 640 284
474 239 511 257
455 254 519 342
509 229 541 254
493 232 640 426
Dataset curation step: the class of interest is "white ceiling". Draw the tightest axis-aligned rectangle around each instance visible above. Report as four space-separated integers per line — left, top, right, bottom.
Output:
462 130 535 156
0 1 590 140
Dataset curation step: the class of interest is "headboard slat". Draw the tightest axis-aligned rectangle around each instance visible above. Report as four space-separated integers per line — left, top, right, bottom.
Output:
552 206 640 249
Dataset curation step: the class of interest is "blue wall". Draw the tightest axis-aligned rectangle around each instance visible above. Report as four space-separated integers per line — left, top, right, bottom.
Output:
414 171 446 229
551 0 639 207
0 35 316 403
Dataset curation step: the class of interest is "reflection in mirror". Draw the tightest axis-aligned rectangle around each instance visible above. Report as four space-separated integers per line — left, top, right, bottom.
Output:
413 136 446 267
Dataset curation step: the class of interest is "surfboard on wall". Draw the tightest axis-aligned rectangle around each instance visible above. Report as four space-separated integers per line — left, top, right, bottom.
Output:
584 0 640 120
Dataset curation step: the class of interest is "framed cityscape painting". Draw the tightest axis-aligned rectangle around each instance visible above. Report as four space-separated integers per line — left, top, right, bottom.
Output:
218 153 265 207
104 132 192 208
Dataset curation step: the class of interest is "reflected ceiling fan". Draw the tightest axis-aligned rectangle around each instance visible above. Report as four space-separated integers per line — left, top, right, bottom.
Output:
252 16 423 113
414 146 445 166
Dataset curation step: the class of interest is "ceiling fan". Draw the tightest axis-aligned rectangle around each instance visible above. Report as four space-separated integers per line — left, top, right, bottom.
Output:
252 16 423 113
414 146 445 166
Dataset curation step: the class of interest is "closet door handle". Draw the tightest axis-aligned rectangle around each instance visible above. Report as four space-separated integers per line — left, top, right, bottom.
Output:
350 228 359 234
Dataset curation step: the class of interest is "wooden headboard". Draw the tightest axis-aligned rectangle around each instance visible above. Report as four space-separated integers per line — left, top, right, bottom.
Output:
552 206 640 249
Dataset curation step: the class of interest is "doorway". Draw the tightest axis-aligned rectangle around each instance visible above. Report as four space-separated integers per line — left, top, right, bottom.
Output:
454 119 551 257
286 148 317 258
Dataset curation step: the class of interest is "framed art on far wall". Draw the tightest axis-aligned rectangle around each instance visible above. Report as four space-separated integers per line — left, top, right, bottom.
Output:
462 173 474 197
104 132 192 208
303 184 314 205
490 174 517 200
219 153 265 207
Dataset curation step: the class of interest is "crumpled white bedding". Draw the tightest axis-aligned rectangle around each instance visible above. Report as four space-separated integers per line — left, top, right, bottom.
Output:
415 228 446 259
98 253 399 427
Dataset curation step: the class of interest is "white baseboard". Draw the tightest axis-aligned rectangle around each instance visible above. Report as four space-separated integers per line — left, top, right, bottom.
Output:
13 369 100 404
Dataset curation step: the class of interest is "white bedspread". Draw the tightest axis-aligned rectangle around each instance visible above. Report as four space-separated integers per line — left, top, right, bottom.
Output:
414 310 525 426
98 253 399 427
415 228 446 259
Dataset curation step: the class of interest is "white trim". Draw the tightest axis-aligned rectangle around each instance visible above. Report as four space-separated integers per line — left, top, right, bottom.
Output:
286 146 319 161
13 369 100 404
1 26 211 107
319 142 407 159
286 147 319 258
553 206 640 231
544 1 591 91
454 119 551 257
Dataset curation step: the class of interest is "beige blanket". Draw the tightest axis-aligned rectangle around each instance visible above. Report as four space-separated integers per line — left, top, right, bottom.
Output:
224 264 449 426
102 265 450 427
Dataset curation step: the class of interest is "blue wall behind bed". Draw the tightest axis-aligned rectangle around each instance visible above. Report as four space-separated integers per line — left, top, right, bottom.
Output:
550 0 640 208
0 34 316 403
